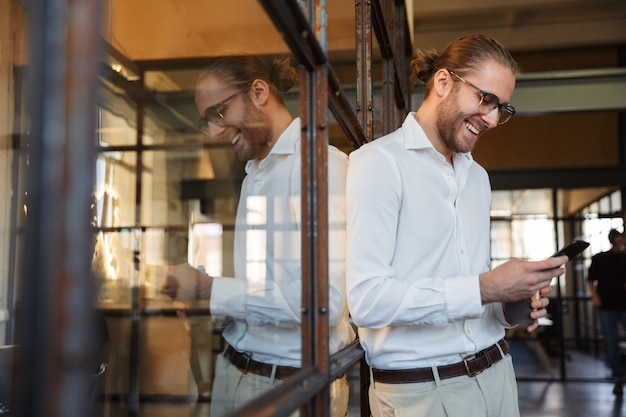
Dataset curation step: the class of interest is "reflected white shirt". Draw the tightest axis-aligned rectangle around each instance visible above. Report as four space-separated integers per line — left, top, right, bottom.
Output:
346 113 507 370
211 117 355 367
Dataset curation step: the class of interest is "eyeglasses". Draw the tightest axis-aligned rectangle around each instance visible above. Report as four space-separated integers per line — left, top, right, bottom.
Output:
447 70 515 125
197 83 251 135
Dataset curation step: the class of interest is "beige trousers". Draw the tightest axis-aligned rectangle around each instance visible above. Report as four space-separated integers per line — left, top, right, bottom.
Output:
369 355 520 417
210 353 350 417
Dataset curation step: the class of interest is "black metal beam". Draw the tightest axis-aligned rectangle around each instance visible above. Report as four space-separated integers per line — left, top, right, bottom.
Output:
328 67 368 148
258 0 327 71
489 166 626 190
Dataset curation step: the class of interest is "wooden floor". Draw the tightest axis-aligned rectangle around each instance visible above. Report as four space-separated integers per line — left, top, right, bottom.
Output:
518 380 624 417
515 337 625 417
349 381 624 417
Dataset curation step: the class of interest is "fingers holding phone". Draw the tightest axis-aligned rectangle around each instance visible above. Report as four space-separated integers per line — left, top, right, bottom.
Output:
503 240 588 328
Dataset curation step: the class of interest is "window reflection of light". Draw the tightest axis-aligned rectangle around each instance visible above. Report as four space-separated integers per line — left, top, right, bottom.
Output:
512 217 554 260
246 196 267 285
490 209 512 217
246 196 267 225
191 223 223 277
92 232 117 280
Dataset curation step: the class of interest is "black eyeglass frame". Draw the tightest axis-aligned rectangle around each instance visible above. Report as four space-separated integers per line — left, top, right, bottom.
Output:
447 70 515 125
197 82 252 135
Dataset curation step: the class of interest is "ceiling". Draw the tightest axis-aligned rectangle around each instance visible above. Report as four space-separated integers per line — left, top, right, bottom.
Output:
408 0 626 54
105 0 626 61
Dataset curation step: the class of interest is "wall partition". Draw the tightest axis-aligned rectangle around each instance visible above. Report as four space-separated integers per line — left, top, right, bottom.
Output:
4 1 413 417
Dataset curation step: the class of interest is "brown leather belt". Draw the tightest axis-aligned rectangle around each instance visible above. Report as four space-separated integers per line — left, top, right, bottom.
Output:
372 339 509 384
223 345 300 380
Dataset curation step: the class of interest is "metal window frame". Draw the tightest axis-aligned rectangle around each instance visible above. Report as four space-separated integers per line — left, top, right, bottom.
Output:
13 1 413 416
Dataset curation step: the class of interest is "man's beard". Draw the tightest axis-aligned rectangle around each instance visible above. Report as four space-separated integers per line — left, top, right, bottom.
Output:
435 93 478 155
234 106 274 161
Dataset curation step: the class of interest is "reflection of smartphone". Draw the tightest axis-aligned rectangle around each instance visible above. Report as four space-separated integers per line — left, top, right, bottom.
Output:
552 240 590 259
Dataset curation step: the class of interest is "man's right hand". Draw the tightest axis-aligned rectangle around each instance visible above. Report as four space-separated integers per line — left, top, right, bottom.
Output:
479 255 567 304
160 263 213 301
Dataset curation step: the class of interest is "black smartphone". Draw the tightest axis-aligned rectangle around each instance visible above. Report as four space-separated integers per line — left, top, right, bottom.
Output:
535 240 589 301
507 239 590 326
552 240 590 259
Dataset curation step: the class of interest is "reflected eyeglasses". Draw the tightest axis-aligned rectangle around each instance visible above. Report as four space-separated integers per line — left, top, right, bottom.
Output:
197 83 251 135
447 70 515 125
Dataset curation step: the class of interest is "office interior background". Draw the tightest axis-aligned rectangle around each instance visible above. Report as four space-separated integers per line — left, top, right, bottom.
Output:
1 0 625 416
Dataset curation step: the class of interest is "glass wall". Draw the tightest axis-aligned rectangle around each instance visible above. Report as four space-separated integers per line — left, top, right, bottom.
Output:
94 63 240 415
3 1 413 414
493 187 623 381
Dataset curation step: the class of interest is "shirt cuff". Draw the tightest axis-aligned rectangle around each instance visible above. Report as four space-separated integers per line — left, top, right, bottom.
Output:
444 274 483 319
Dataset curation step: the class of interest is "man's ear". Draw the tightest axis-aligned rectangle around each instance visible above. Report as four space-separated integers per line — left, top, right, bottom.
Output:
250 78 270 106
433 69 452 98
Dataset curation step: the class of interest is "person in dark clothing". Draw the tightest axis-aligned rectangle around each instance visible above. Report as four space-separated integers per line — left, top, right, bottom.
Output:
588 228 626 395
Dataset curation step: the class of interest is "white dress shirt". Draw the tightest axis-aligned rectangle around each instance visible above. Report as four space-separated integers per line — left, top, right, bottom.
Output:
210 117 355 367
346 113 508 370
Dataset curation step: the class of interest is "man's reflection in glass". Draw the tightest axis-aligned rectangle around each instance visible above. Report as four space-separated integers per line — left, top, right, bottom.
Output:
162 54 355 417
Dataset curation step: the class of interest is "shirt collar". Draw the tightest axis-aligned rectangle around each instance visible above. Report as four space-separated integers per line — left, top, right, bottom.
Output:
402 112 433 151
246 117 300 172
267 117 300 156
402 112 474 166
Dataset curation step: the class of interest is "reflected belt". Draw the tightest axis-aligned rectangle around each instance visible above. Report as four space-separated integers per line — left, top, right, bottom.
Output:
224 345 300 380
372 338 509 384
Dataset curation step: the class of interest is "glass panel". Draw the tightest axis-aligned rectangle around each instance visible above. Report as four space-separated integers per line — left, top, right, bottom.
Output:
511 217 556 260
492 189 553 217
492 189 559 382
94 226 192 304
491 190 515 217
516 189 553 216
98 108 137 147
502 187 624 383
598 194 611 216
94 152 137 228
582 192 624 254
94 230 135 305
490 189 556 264
143 69 199 146
490 220 512 261
5 2 366 415
126 55 326 413
140 148 242 227
609 189 622 213
563 191 623 383
98 69 139 146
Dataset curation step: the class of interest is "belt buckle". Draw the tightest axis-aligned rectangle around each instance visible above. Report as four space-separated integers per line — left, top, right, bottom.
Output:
463 353 482 377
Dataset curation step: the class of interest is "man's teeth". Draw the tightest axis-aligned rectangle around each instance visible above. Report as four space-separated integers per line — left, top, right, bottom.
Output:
466 123 479 135
231 133 241 145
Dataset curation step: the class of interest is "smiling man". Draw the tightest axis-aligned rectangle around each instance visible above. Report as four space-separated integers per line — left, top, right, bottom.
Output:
346 34 568 417
162 54 355 417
